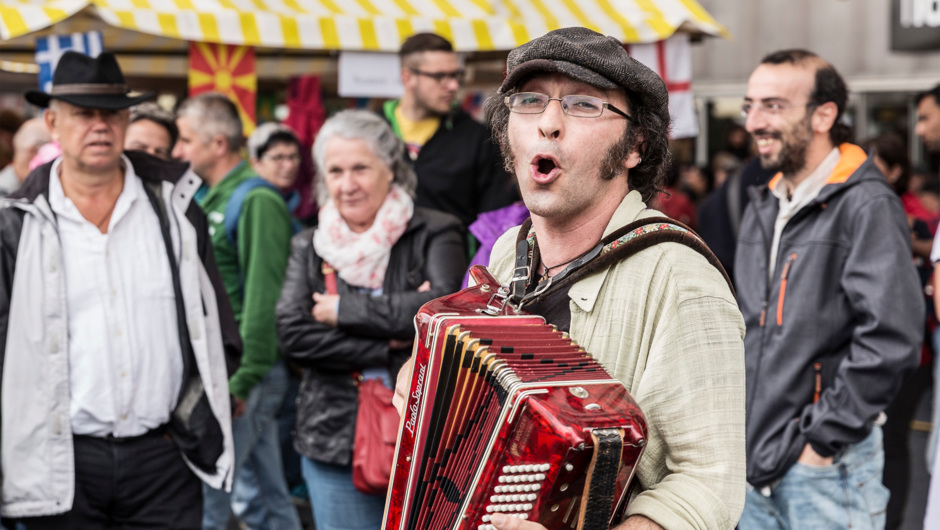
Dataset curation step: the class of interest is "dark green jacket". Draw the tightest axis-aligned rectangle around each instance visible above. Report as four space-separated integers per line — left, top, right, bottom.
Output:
200 161 292 399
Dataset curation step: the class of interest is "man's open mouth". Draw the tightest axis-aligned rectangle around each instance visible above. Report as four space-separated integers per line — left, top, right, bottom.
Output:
536 158 557 175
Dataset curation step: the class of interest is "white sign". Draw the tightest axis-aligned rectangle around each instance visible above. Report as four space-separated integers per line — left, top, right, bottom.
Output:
338 52 403 99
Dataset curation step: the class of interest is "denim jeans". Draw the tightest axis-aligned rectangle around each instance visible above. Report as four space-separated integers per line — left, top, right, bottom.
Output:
230 374 304 525
301 457 385 530
739 426 889 530
929 325 940 468
202 360 301 530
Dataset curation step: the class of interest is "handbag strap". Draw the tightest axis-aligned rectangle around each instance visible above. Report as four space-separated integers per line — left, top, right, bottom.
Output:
321 260 339 295
321 261 360 383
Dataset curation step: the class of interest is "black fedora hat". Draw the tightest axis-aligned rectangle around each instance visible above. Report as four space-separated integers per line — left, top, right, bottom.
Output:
24 51 154 110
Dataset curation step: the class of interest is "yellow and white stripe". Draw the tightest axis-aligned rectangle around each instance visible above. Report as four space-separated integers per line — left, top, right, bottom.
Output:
1 0 727 50
0 0 88 40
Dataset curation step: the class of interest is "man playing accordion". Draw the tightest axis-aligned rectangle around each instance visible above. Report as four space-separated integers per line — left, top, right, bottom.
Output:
395 27 746 530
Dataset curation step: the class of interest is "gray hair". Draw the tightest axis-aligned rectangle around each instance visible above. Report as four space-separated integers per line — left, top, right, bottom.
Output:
247 122 299 160
312 110 416 206
176 92 243 153
12 118 51 152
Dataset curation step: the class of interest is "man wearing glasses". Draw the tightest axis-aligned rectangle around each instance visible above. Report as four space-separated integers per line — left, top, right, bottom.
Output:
734 50 922 529
383 32 516 236
396 27 747 530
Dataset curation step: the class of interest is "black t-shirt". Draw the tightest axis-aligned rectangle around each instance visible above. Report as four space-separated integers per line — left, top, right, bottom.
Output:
524 279 573 333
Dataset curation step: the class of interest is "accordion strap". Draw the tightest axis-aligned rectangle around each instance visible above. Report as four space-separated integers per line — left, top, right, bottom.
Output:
511 216 734 309
579 428 624 530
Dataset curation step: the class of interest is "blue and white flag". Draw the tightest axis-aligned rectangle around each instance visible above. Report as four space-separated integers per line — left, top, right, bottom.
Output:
34 31 104 93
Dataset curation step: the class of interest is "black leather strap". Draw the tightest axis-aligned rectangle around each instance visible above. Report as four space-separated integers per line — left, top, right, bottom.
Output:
578 428 623 530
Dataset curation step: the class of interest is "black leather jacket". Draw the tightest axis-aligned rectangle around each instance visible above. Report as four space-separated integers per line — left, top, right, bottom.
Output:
276 206 466 465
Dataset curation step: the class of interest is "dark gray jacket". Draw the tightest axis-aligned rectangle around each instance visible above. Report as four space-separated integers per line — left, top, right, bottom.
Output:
276 207 466 465
734 144 922 488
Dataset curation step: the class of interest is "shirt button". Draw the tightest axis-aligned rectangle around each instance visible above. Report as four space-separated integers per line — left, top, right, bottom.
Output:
121 414 127 421
111 290 117 297
116 329 122 337
120 371 126 378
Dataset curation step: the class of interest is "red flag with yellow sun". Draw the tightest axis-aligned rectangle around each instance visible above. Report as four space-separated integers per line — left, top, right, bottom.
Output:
188 42 256 134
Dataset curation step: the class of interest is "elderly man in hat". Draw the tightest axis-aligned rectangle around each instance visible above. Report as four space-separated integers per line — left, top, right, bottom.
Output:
0 51 239 529
394 27 746 530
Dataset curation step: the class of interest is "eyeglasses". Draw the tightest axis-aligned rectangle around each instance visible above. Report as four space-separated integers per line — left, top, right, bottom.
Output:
741 101 814 118
504 92 633 120
263 153 300 164
409 68 464 83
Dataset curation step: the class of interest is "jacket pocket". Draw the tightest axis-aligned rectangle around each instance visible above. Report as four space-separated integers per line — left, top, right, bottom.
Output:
777 253 797 326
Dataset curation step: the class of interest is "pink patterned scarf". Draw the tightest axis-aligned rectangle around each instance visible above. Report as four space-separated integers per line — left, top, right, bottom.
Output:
312 184 414 289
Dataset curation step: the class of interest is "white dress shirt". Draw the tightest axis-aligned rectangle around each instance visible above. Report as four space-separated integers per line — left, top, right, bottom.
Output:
49 156 183 437
768 147 841 279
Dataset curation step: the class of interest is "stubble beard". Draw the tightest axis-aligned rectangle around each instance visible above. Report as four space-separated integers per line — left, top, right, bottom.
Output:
507 129 631 220
759 115 813 177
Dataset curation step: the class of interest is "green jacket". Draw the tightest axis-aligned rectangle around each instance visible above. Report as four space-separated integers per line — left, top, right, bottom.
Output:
199 161 292 399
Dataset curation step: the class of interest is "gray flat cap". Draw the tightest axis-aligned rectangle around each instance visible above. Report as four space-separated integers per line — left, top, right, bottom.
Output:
500 27 669 125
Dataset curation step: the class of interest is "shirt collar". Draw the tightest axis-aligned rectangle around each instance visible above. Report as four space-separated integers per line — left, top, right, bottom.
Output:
770 147 841 207
567 190 647 313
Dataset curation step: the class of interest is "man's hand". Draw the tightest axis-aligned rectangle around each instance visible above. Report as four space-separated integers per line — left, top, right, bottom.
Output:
312 292 339 326
797 443 834 467
490 514 546 530
392 356 413 416
232 396 246 418
490 514 662 529
614 515 665 529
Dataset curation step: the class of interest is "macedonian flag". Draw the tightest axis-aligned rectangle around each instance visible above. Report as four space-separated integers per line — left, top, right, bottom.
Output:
188 42 256 134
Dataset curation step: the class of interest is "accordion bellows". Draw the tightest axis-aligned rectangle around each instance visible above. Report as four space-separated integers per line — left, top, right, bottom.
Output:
383 266 648 530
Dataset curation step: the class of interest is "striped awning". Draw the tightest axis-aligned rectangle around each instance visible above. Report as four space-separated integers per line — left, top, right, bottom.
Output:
1 0 727 51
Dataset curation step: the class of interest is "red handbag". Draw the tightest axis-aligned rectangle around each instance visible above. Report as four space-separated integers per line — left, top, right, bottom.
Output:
352 375 399 495
321 261 399 495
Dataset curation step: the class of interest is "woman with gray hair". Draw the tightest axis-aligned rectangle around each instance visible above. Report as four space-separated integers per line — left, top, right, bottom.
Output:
276 110 466 530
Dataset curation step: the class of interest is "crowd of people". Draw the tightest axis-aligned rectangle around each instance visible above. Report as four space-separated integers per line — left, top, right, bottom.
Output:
1 24 940 530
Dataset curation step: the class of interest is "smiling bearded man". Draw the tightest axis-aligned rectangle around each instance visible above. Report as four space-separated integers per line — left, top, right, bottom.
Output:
735 49 922 530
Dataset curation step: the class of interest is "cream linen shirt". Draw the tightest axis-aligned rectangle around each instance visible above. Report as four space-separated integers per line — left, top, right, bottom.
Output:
768 147 840 278
489 191 746 529
49 156 183 437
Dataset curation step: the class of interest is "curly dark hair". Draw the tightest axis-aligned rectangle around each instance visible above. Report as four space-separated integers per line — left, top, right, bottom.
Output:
760 49 851 146
484 86 670 203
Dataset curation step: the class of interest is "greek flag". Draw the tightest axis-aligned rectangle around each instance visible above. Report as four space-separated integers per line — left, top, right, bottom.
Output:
34 31 104 93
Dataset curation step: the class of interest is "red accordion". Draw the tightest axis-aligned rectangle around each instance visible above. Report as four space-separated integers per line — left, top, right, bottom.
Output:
383 266 648 530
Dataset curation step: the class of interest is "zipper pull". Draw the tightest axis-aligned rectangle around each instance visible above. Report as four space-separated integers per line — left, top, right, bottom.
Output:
813 362 822 404
759 301 768 327
777 253 797 326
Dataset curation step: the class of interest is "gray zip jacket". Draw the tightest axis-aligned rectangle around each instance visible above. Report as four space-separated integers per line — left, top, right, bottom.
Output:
734 143 922 488
0 152 240 517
